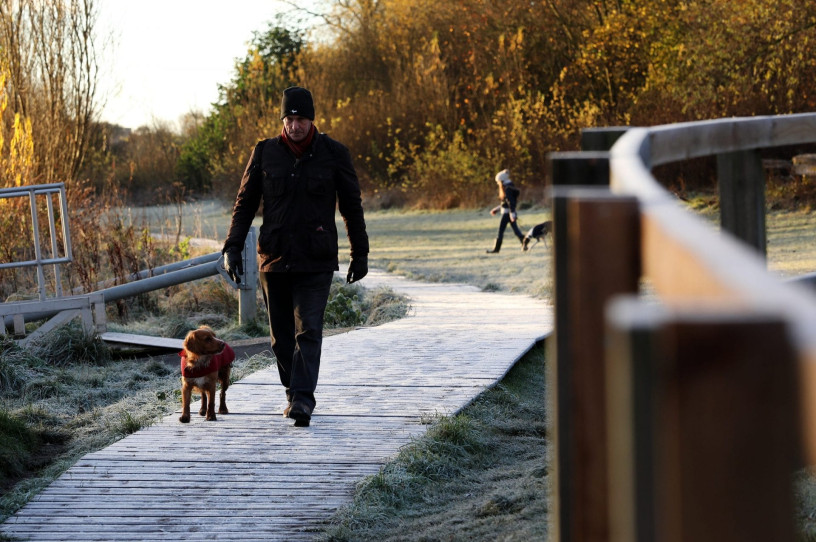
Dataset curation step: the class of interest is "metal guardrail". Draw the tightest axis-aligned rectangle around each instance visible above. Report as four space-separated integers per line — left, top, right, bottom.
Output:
0 183 72 299
0 183 258 343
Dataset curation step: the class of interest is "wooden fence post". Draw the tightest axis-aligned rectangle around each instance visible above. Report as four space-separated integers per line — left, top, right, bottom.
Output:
549 151 611 188
549 150 610 541
717 149 766 257
549 178 640 540
604 298 661 542
581 127 630 152
605 298 800 542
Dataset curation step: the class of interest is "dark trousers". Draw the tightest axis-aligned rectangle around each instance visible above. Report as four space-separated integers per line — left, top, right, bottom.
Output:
497 213 524 242
259 271 334 411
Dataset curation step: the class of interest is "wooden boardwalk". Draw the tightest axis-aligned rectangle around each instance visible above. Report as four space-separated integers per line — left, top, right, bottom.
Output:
0 269 552 541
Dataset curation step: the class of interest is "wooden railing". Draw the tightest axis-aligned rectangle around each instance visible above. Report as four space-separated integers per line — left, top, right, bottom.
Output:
548 113 816 541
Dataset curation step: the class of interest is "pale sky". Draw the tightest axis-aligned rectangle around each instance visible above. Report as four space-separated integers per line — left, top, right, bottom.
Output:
96 1 298 131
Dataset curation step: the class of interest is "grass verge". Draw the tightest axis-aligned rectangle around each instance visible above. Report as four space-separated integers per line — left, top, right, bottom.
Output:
319 342 549 541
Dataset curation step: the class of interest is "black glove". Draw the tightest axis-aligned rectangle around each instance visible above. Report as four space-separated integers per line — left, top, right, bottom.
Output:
346 255 368 284
224 248 243 285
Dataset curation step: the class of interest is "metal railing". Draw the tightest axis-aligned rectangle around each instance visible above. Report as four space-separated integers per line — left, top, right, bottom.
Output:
0 183 72 299
0 183 258 342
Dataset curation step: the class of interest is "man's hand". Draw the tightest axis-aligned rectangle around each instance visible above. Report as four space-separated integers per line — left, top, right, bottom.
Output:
346 255 368 284
224 248 244 285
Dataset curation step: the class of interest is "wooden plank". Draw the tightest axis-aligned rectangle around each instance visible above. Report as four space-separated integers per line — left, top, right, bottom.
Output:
645 113 816 167
100 332 184 350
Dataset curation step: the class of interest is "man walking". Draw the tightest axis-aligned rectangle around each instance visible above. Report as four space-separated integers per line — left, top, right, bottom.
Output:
222 86 369 427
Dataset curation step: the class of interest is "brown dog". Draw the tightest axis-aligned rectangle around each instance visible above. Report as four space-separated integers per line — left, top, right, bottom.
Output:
179 326 235 423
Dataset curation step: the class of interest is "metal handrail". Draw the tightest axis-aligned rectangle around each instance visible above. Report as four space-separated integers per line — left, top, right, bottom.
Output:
0 183 72 299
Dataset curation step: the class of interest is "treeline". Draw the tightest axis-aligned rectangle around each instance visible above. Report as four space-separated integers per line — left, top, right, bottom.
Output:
176 0 816 208
4 0 816 209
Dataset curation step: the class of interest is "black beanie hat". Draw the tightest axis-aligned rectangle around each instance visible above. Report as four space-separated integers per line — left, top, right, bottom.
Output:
280 86 315 120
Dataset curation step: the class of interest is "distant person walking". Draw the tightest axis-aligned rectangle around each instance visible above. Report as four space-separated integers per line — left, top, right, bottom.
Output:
486 169 524 253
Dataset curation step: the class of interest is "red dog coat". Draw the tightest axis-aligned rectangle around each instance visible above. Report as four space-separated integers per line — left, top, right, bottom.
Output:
179 343 235 378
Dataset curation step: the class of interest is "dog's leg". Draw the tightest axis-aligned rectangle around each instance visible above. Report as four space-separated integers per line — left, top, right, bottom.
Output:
218 367 230 415
205 384 217 421
199 391 208 417
179 381 192 423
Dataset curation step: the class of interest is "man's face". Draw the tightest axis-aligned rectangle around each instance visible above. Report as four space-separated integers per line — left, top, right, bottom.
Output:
283 115 312 143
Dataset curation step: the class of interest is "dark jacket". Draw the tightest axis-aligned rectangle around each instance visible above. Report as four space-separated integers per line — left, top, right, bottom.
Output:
491 183 520 215
223 132 369 273
501 183 520 213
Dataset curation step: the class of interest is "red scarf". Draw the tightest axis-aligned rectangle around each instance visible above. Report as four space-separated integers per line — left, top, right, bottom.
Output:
281 123 317 158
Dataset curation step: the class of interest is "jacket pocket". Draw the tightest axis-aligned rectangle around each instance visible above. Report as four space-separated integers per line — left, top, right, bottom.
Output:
258 223 283 258
309 225 337 260
306 170 333 196
263 171 286 198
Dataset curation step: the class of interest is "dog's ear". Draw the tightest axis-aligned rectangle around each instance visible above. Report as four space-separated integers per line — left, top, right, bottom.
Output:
184 328 212 353
186 327 223 355
182 329 195 351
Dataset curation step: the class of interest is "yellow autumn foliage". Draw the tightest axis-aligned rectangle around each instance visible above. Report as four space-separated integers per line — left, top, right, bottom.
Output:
0 56 34 189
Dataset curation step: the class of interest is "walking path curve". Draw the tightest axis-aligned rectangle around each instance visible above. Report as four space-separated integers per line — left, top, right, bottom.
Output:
1 269 553 541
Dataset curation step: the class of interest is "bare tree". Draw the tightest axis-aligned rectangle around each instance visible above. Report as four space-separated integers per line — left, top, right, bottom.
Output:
0 0 103 184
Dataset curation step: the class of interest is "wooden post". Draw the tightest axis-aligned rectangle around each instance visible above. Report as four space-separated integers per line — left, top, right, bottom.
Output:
605 299 800 542
549 150 616 542
549 151 611 188
549 186 640 541
605 298 661 542
549 150 610 541
717 149 766 257
581 127 630 151
550 188 574 542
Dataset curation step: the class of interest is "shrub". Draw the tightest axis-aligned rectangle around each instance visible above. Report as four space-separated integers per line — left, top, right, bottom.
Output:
363 288 410 326
0 409 40 484
325 283 365 328
165 277 239 316
26 322 111 367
